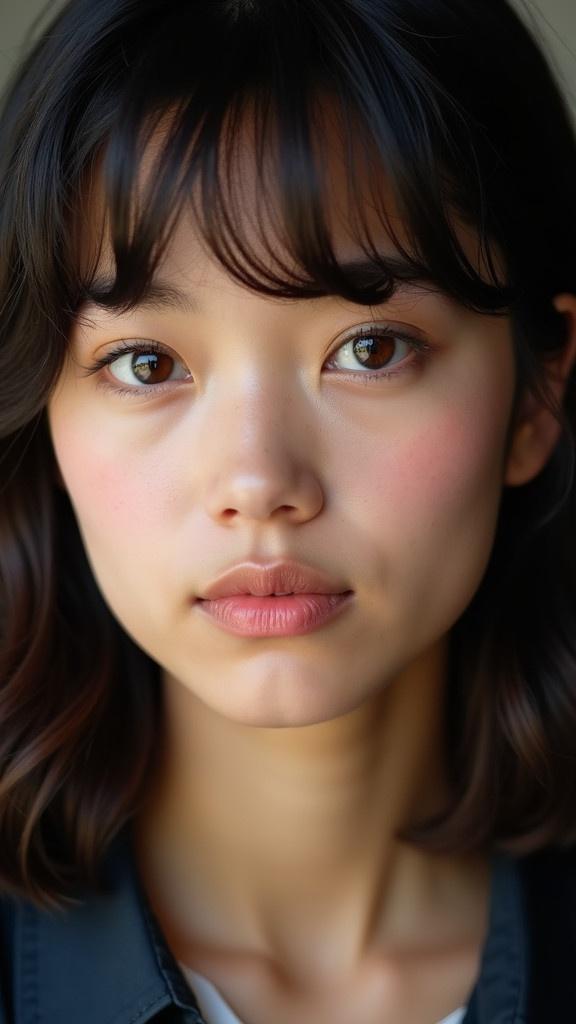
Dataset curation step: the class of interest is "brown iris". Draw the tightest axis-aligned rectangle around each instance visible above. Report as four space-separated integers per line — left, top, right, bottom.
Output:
131 352 174 384
351 332 395 370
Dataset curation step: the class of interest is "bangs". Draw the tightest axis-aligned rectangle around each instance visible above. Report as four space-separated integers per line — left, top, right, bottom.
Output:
33 0 515 317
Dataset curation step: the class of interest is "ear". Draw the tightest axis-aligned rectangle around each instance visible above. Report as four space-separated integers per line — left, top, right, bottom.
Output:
504 293 576 487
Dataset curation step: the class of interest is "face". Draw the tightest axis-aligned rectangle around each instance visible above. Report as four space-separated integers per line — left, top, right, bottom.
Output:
46 121 518 730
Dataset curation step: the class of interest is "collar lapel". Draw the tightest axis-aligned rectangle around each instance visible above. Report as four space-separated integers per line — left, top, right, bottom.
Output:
14 826 204 1024
465 852 528 1024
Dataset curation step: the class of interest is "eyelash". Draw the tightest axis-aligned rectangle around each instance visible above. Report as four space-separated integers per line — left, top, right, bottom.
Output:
79 326 432 400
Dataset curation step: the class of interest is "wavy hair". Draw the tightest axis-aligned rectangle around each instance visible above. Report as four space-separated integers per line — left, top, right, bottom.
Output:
1 0 576 911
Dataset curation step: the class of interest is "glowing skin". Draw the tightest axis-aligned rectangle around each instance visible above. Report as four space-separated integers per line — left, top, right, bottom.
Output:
46 115 576 1021
49 241 517 728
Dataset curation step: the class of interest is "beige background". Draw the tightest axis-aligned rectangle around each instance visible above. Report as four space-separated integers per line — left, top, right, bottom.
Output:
0 0 575 116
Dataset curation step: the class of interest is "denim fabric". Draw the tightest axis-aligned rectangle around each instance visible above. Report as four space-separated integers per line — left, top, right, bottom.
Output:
0 824 574 1023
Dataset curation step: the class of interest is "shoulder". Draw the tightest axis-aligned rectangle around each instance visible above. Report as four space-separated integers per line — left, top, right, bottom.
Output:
0 830 202 1024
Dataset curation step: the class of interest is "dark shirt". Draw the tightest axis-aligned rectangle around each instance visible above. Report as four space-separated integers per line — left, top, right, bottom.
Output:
0 825 575 1023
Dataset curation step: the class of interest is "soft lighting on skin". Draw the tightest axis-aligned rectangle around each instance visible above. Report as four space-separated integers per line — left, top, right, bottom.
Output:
46 111 576 1007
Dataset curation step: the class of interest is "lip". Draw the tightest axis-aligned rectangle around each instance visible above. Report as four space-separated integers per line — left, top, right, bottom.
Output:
195 592 355 637
197 560 351 600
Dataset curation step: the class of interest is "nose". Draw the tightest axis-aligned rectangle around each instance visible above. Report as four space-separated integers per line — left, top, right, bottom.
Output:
201 381 325 526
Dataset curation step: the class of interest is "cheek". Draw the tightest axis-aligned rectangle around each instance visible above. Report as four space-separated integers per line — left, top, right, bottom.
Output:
48 407 174 583
56 442 145 525
49 395 168 527
346 398 508 628
381 407 503 525
49 414 180 648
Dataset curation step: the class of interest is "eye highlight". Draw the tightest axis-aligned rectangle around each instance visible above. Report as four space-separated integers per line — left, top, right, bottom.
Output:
78 322 432 399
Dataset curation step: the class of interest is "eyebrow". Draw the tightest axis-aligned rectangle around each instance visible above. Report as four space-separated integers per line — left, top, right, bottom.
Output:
79 277 199 315
79 256 434 315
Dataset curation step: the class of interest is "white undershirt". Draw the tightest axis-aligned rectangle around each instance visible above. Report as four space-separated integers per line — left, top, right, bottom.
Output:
178 962 467 1024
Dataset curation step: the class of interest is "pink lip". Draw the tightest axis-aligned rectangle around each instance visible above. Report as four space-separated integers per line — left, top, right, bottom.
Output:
195 592 354 637
198 560 350 600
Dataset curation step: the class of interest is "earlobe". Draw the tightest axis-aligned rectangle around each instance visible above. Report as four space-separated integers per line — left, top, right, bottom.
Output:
504 293 576 488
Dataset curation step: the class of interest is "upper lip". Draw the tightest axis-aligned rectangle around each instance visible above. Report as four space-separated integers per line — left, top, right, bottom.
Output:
198 560 352 599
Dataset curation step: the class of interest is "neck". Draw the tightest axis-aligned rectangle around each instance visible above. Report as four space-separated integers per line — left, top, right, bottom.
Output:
133 637 489 982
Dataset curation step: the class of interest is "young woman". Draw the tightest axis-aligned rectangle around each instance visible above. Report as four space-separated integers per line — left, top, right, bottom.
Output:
1 0 576 1021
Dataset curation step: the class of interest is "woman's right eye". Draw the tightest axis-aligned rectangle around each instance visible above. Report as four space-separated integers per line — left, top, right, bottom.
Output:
81 339 191 394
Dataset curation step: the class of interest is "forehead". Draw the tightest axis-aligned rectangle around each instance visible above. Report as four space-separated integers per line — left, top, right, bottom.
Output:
77 92 496 305
80 96 402 272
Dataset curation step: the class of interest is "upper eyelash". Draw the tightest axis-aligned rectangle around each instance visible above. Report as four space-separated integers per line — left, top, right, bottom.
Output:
78 328 432 397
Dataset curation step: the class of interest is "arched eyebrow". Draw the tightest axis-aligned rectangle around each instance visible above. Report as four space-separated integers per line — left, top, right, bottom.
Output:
78 255 433 315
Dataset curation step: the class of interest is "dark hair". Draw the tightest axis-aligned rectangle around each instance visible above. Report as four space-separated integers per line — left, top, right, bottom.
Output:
1 0 576 912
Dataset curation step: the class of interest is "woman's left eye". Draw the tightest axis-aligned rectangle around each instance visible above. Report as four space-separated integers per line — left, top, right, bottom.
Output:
325 324 431 382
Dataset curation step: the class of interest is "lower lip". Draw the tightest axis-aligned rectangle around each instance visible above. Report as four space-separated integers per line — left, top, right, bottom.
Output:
195 592 354 637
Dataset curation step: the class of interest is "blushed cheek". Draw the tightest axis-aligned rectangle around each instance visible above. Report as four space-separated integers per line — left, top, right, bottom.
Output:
49 415 169 543
364 403 507 557
57 445 129 524
339 398 508 656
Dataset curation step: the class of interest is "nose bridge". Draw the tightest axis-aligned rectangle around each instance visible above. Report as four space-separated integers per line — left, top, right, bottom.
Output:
199 362 323 523
229 363 290 434
209 362 305 470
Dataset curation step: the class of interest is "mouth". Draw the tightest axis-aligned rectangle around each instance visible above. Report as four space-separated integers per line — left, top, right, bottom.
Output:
194 590 355 637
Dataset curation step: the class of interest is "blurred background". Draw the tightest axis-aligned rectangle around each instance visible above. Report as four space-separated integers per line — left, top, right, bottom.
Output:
0 0 575 117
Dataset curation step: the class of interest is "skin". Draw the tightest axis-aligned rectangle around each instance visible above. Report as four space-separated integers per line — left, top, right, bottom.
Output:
47 112 576 1022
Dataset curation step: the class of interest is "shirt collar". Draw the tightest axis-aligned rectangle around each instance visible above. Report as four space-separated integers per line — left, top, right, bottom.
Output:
15 825 528 1024
463 849 529 1024
16 824 205 1024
